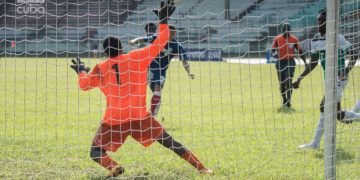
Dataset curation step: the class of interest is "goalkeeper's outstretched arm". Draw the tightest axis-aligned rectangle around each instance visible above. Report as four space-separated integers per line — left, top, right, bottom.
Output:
78 65 100 91
127 0 175 71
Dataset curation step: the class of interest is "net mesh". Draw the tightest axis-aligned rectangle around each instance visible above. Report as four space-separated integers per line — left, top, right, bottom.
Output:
0 0 359 178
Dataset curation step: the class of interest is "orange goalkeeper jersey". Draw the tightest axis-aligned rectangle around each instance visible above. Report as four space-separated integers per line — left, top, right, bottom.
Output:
78 24 170 125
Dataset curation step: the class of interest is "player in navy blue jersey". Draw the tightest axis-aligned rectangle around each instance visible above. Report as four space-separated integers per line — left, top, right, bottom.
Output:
132 23 157 48
129 25 195 116
145 22 157 36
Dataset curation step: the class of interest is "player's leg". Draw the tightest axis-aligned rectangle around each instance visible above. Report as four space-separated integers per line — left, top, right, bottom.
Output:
91 123 128 178
299 97 325 149
335 78 360 123
149 69 164 116
338 100 360 123
300 93 360 149
150 83 162 116
90 145 124 177
342 109 360 123
335 102 360 123
131 115 213 174
157 131 213 174
275 60 287 106
285 59 296 107
351 97 360 113
303 100 351 148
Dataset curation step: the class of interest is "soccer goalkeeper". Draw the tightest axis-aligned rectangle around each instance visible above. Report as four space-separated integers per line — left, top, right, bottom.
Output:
70 0 213 178
293 9 360 149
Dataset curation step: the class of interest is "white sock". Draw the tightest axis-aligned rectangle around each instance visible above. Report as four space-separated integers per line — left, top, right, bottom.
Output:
351 98 360 113
310 113 324 147
344 110 360 122
152 91 161 116
153 91 161 97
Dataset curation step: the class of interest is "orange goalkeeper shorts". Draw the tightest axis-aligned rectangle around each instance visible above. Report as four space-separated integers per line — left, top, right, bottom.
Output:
92 114 164 152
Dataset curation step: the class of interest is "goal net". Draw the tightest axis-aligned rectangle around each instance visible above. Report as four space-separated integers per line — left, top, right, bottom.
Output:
0 0 359 178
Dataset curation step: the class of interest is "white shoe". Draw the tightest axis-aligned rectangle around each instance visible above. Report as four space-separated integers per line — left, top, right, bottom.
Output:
298 143 319 149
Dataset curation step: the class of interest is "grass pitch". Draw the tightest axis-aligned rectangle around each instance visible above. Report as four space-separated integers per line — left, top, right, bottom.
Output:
0 57 359 179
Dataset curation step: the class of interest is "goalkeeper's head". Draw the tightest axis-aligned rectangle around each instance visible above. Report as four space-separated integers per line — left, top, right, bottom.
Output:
169 25 176 40
103 36 122 58
318 9 326 35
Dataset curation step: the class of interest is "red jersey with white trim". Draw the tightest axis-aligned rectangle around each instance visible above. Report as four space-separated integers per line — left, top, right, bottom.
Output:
77 24 170 125
271 34 302 60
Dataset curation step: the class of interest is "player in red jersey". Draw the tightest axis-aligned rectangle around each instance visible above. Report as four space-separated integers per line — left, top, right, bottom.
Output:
271 22 306 107
70 1 213 178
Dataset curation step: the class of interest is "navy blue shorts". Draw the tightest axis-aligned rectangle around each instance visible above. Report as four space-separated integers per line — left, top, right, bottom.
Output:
148 69 167 91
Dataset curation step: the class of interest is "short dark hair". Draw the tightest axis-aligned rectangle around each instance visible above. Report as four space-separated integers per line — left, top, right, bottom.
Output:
103 36 122 58
145 23 157 32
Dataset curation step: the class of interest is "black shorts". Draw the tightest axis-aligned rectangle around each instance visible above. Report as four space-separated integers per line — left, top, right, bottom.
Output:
275 59 296 83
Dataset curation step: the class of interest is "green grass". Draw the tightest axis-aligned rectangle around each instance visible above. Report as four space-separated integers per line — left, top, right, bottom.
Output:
0 57 359 179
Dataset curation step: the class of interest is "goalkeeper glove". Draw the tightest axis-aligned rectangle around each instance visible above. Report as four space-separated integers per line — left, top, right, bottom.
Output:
70 58 90 74
153 0 176 24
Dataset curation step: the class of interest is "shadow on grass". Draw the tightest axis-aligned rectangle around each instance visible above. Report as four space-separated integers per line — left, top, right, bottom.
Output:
277 106 296 113
314 148 355 162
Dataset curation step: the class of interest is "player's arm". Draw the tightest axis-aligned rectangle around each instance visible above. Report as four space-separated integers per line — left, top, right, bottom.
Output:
292 53 319 89
271 37 278 59
70 58 100 91
128 0 175 71
182 61 194 79
178 43 194 79
294 40 307 65
128 36 156 46
78 64 101 91
128 37 145 46
128 26 169 71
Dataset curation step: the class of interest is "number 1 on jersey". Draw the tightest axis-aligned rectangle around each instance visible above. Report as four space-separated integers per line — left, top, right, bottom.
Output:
112 64 121 85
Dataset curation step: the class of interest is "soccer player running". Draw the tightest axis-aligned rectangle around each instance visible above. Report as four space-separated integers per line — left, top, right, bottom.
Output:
271 22 306 107
145 22 157 36
133 22 157 48
293 9 360 150
129 25 195 116
69 0 213 178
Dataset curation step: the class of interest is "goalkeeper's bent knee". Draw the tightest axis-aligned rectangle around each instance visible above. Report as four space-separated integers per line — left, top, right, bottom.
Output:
90 145 106 162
